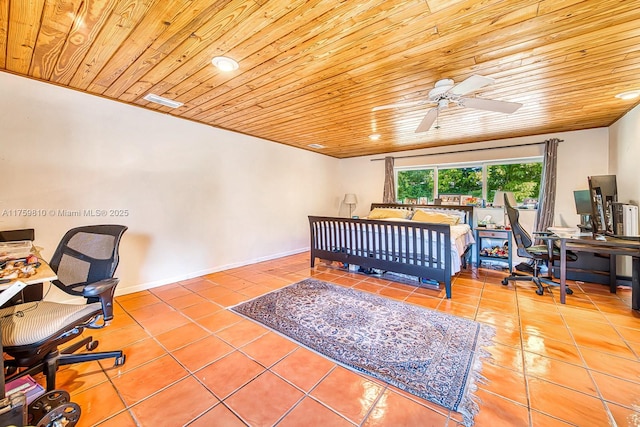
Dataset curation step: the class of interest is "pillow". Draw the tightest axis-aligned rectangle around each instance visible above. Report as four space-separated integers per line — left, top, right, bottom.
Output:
411 209 460 225
414 208 467 223
367 208 412 220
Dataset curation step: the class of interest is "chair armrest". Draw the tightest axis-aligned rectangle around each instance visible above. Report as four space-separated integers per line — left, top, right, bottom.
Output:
82 278 119 298
533 231 554 236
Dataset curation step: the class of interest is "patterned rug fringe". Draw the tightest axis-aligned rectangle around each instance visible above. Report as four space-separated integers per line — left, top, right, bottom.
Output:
458 327 495 427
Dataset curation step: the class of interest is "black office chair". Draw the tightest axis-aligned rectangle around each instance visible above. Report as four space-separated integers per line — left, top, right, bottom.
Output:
500 196 576 295
0 225 128 391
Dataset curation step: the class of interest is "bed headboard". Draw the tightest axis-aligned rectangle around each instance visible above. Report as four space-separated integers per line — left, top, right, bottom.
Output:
370 203 475 225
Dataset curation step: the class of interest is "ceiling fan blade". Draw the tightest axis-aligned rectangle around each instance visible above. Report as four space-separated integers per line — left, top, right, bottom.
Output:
449 75 495 96
461 97 522 114
415 108 438 133
372 100 431 111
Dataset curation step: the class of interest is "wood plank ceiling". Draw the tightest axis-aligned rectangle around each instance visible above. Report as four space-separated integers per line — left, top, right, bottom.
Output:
2 0 640 158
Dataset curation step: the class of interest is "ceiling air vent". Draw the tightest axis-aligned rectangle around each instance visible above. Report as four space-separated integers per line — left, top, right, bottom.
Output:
143 93 184 108
308 144 325 149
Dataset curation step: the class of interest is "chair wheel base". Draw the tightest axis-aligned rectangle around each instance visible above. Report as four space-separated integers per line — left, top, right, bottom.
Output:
115 355 126 366
86 340 99 351
566 287 574 295
501 278 509 286
535 288 544 296
29 390 71 425
34 401 81 427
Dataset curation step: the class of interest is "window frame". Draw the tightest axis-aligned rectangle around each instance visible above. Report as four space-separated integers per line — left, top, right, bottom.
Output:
395 156 543 203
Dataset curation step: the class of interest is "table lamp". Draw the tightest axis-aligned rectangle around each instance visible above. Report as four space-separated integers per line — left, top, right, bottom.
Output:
344 193 357 217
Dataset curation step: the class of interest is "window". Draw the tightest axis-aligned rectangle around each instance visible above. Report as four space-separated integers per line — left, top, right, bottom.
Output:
397 169 434 203
486 162 542 204
437 166 483 198
396 158 542 205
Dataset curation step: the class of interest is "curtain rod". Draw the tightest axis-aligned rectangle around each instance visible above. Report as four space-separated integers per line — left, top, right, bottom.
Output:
370 139 563 161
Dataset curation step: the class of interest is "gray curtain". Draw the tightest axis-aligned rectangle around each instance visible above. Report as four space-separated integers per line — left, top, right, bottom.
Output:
535 138 561 235
383 156 396 203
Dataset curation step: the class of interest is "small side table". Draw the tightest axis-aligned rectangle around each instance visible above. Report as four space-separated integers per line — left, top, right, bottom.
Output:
475 228 513 271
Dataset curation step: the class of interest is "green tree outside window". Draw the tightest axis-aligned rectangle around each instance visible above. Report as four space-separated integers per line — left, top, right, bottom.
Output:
396 160 542 205
487 163 542 203
397 169 434 202
437 167 483 197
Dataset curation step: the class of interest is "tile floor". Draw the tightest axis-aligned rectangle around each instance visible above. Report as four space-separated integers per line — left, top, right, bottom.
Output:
33 253 640 426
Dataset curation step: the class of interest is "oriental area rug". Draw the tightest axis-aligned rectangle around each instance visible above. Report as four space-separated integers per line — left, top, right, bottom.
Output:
231 278 495 426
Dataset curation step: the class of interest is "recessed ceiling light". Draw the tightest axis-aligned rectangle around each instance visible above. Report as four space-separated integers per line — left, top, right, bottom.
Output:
143 93 183 108
369 134 381 141
308 144 325 149
615 90 640 100
211 56 239 72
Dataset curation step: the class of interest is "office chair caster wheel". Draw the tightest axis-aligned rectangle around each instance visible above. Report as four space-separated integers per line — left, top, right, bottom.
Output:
35 402 81 427
535 288 544 296
29 390 70 425
86 340 99 351
115 354 126 366
501 278 509 286
566 288 574 295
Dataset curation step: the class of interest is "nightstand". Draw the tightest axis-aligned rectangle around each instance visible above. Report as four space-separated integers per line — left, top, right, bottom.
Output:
475 228 512 271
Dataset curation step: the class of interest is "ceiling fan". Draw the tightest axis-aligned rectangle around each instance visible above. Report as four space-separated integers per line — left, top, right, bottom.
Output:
372 75 523 132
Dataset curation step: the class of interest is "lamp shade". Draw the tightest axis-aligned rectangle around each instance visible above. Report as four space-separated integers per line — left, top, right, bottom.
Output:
343 193 357 205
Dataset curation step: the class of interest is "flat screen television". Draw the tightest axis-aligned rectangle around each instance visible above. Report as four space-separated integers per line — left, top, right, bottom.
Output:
588 175 617 234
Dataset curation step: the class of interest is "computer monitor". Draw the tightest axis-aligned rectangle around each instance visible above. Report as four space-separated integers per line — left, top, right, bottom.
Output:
492 190 516 207
573 190 592 214
588 175 617 234
573 190 592 229
588 175 617 202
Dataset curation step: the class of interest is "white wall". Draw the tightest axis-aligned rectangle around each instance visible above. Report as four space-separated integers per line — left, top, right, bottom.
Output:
338 128 610 227
608 103 640 276
0 72 339 299
609 103 640 207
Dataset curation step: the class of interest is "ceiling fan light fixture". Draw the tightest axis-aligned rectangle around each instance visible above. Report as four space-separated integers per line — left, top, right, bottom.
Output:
211 56 239 72
615 90 640 100
369 133 381 141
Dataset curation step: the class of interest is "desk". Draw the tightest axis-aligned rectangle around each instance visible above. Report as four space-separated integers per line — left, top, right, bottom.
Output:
0 259 57 306
559 236 640 310
0 259 57 401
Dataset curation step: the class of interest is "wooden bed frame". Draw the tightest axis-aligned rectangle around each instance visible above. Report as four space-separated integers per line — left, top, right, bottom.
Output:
308 203 475 298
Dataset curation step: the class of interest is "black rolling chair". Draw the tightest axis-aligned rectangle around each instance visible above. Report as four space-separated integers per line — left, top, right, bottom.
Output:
0 225 128 391
500 196 576 295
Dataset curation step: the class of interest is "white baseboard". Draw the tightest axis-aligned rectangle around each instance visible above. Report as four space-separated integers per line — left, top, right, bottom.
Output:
115 246 309 296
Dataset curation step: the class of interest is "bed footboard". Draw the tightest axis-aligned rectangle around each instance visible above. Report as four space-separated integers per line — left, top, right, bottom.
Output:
308 216 453 298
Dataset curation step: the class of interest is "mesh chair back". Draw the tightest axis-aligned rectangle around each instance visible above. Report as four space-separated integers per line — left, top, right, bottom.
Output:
504 194 534 258
49 225 127 295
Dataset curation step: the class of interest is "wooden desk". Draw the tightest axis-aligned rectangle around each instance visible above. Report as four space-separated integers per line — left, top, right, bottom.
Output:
0 259 57 307
559 236 640 309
